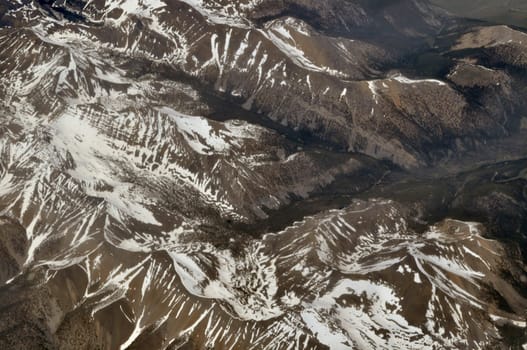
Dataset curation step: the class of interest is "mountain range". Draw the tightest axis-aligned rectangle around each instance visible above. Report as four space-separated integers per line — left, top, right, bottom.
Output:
0 0 527 349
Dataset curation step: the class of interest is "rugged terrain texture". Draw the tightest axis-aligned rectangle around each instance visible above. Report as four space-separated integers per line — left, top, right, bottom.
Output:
0 0 527 349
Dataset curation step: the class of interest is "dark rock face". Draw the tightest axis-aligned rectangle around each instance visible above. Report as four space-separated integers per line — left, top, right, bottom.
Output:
0 0 527 349
35 0 88 21
430 0 527 29
0 217 27 284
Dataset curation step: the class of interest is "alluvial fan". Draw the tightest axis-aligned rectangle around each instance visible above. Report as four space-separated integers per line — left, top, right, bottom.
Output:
0 0 527 349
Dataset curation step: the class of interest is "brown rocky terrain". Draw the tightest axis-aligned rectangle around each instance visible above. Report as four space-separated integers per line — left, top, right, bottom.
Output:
0 0 527 349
